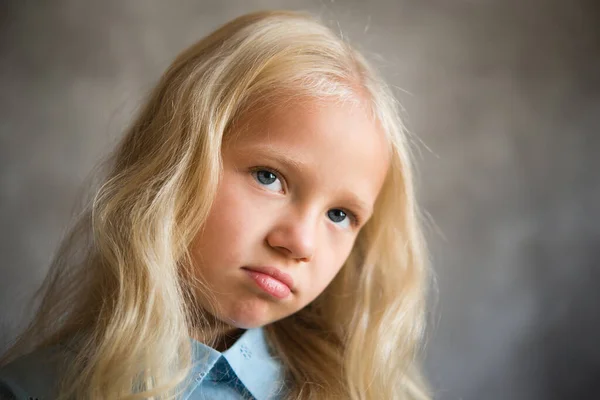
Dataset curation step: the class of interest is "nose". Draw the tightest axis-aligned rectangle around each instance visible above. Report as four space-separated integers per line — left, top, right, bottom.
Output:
265 210 317 262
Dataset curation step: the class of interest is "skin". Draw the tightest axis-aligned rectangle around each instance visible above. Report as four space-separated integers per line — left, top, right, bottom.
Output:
190 96 390 338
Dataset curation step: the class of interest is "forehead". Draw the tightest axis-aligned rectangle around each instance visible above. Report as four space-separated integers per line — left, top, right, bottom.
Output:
229 96 389 155
226 98 390 207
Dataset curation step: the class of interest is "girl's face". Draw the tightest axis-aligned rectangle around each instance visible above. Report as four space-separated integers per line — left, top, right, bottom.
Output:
190 97 390 329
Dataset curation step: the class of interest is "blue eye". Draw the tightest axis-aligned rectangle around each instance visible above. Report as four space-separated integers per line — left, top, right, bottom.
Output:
327 209 351 229
256 170 277 184
252 169 283 192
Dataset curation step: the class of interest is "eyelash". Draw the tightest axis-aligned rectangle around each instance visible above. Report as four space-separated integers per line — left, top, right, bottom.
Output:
249 166 361 228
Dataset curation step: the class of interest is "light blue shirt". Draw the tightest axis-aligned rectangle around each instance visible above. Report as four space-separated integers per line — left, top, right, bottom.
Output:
0 328 287 400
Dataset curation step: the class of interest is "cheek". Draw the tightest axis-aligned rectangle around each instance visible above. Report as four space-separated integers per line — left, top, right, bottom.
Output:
218 174 264 227
306 239 354 299
192 179 252 262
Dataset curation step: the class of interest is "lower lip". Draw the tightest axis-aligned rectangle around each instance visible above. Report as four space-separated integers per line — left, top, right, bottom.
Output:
243 269 291 299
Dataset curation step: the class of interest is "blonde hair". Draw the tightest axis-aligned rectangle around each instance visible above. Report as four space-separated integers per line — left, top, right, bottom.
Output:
1 10 429 400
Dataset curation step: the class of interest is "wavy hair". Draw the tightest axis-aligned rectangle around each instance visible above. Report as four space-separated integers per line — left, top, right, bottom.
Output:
0 10 429 400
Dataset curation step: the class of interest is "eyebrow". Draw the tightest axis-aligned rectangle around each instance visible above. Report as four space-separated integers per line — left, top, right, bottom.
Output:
235 144 374 218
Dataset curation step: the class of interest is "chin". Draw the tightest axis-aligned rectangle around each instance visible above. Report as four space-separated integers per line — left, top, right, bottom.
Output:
220 297 278 329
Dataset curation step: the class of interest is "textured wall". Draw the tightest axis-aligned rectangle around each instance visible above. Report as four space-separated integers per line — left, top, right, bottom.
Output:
1 1 599 399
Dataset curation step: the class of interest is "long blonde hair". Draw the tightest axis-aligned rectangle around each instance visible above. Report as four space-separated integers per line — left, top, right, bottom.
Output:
1 10 429 400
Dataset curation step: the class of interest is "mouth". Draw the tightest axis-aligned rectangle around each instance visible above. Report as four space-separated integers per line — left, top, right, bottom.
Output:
241 266 294 299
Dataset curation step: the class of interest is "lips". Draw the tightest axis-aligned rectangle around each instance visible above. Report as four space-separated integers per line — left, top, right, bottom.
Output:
242 266 294 299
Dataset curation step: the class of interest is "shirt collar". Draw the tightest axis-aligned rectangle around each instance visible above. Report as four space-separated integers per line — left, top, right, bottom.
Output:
191 328 286 400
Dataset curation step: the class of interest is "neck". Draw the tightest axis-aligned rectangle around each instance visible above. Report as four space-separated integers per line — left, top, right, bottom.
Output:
190 312 245 352
213 328 245 352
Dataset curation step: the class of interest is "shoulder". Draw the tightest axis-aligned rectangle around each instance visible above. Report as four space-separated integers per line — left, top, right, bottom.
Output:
0 344 71 400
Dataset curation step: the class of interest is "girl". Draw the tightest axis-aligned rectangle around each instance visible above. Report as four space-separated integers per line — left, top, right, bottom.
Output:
0 10 429 400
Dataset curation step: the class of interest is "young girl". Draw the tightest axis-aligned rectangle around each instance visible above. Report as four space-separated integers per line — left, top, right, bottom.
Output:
0 10 429 400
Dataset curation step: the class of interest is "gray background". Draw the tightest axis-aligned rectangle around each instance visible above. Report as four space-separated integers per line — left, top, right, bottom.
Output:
1 1 599 399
